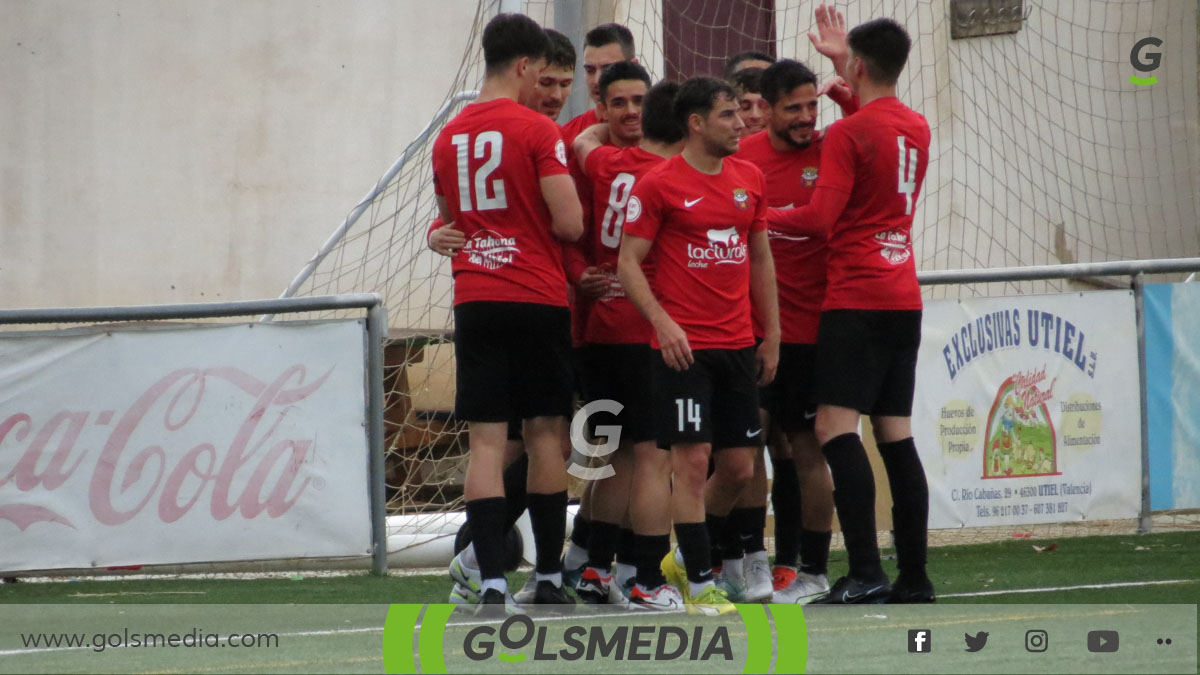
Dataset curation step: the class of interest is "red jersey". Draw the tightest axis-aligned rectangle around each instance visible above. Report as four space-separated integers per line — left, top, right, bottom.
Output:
431 98 571 307
560 108 602 146
818 98 928 310
624 155 768 350
581 145 667 344
734 129 827 344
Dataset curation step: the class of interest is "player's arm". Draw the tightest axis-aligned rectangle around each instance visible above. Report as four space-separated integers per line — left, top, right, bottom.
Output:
618 234 693 371
765 185 849 237
572 123 612 175
426 214 466 257
818 76 858 117
749 229 779 387
540 173 585 242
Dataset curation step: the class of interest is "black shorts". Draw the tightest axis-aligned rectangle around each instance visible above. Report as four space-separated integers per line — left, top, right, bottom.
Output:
653 347 761 449
815 309 922 417
761 343 818 433
454 301 574 423
578 343 656 445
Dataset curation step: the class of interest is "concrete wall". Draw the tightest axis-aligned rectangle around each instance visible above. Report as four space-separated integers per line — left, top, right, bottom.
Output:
1 0 479 309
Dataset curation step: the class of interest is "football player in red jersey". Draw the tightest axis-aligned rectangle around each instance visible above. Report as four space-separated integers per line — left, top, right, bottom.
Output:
767 11 934 605
560 23 638 146
570 76 689 610
730 67 769 138
618 77 780 616
431 13 584 615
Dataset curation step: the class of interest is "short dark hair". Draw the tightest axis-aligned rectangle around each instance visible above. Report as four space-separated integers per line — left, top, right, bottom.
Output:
730 67 764 96
847 18 911 85
673 76 737 131
760 59 818 105
544 29 577 70
599 61 651 102
585 23 636 60
723 50 775 79
642 80 685 144
483 13 550 74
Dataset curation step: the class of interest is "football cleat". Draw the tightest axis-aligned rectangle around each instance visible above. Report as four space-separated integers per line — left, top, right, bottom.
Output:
771 565 798 592
627 583 685 611
810 575 891 605
771 571 830 604
575 567 623 604
687 584 738 616
743 551 774 602
887 575 936 603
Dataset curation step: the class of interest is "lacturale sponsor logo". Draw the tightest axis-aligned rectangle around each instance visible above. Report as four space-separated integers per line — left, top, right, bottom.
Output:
687 227 748 268
464 615 734 663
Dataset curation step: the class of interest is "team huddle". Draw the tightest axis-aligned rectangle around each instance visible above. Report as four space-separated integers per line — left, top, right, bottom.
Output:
428 4 933 616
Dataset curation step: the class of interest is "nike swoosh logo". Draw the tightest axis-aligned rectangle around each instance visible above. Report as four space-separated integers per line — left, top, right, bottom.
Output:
804 410 818 420
843 584 886 602
746 428 762 437
684 197 703 207
699 569 712 577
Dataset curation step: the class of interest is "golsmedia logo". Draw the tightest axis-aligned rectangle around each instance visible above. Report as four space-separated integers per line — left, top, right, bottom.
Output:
382 603 809 674
1129 37 1162 86
464 615 733 663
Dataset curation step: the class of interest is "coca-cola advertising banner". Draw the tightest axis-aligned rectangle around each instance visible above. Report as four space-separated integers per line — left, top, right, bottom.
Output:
913 291 1142 528
0 321 372 572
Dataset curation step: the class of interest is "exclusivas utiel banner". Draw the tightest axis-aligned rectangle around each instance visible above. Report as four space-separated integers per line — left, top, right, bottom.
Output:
913 291 1142 529
0 321 372 572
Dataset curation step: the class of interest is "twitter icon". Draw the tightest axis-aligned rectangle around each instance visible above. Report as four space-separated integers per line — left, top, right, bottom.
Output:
965 632 989 652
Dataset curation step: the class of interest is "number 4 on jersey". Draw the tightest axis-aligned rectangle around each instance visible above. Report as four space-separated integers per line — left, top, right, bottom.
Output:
898 136 918 216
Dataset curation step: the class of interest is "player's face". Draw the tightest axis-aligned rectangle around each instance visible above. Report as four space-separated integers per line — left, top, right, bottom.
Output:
601 79 647 146
696 94 744 158
534 65 574 120
736 91 769 137
583 43 626 104
768 83 819 150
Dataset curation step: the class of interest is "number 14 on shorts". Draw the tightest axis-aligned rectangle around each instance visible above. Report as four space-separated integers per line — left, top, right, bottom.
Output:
676 398 701 432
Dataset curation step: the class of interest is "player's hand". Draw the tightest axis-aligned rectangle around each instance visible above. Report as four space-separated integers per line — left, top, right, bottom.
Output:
577 267 609 298
429 225 466 257
808 4 849 70
818 75 852 103
655 317 693 371
755 335 780 386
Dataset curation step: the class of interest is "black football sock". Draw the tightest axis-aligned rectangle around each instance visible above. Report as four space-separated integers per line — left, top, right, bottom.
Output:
502 453 529 530
634 534 670 589
616 527 637 568
878 437 930 581
799 529 832 576
821 433 885 582
674 521 715 585
570 512 591 549
770 457 801 566
527 491 568 575
465 497 509 580
734 506 767 555
706 513 734 563
586 520 620 572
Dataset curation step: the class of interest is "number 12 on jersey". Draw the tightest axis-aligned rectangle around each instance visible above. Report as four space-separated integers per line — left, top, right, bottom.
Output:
675 398 701 432
451 131 507 212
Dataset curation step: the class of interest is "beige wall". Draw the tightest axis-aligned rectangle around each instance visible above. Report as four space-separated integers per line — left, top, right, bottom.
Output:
0 0 478 309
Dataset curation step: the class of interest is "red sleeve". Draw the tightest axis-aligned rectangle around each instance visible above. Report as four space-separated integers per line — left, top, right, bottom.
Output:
432 168 444 196
562 238 591 283
622 173 663 242
766 124 853 236
426 216 444 246
751 169 768 233
583 145 621 180
836 94 860 117
530 118 571 178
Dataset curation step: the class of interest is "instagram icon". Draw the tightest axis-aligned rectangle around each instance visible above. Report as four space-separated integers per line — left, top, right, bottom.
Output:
1025 630 1049 652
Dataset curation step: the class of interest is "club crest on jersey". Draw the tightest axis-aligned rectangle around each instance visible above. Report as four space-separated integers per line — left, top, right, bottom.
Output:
801 166 819 188
626 195 643 222
876 229 912 265
554 139 568 167
732 188 750 210
463 229 520 270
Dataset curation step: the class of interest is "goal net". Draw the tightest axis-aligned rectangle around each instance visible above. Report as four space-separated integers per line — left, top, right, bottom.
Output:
281 0 1199 551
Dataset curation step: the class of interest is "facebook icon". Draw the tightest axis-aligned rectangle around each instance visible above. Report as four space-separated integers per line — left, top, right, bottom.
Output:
908 629 932 653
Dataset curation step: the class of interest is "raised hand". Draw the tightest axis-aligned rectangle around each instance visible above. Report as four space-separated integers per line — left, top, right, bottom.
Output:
808 4 850 76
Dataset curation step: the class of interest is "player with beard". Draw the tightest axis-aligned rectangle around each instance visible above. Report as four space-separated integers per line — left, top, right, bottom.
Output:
618 77 780 616
766 12 933 605
432 13 584 615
